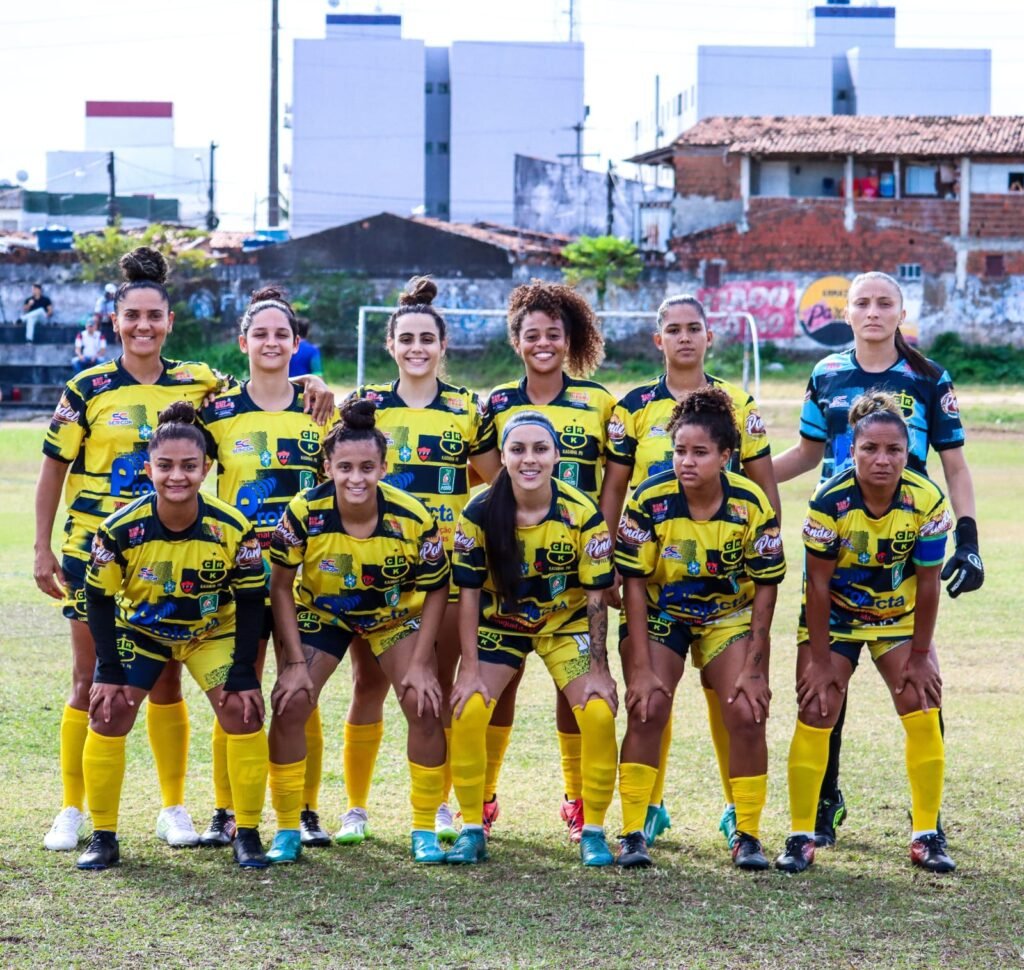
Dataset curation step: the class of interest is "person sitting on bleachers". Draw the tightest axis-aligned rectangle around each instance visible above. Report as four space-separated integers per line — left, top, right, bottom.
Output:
20 282 54 343
72 315 108 373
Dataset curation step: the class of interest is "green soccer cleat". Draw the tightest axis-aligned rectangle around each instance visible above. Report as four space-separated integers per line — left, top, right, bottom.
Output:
334 808 372 846
446 828 488 864
579 829 614 867
267 830 302 864
643 802 672 846
411 830 448 864
719 804 738 848
435 803 459 843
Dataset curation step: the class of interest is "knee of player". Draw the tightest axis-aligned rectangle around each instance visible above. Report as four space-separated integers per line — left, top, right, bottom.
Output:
630 692 671 733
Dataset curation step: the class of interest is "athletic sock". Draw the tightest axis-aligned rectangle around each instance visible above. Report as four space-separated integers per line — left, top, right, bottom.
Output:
731 773 768 840
226 728 269 829
901 708 944 833
484 724 512 802
820 693 848 802
211 719 232 810
619 762 658 835
573 700 618 829
451 693 495 826
303 707 324 811
269 759 305 831
343 720 384 811
649 716 673 807
557 730 583 801
83 729 126 832
146 698 189 809
59 705 89 811
441 727 454 803
703 687 733 804
409 761 446 831
787 720 832 833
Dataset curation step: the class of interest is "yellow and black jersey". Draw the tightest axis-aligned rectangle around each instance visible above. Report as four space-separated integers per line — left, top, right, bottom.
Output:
43 357 228 526
615 469 785 626
486 375 615 501
607 373 770 487
801 467 951 638
352 380 496 550
270 480 449 638
201 382 332 554
86 492 265 647
452 479 614 637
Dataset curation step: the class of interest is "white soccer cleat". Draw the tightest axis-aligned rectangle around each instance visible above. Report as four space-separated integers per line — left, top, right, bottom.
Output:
334 807 371 845
44 806 86 851
156 805 201 847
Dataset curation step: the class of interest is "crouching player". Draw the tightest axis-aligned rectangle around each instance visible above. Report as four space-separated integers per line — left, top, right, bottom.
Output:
78 401 270 870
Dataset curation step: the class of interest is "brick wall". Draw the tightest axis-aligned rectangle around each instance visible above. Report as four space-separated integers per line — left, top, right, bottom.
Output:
968 194 1024 238
857 198 960 236
674 149 741 200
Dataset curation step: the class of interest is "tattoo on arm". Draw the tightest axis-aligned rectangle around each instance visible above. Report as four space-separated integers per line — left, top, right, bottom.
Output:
587 599 609 668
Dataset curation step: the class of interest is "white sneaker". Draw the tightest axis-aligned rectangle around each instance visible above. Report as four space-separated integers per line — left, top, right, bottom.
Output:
44 806 86 851
435 802 459 842
155 805 201 847
334 807 371 845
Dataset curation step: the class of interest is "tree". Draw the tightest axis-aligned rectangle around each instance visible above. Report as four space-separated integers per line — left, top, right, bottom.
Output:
74 223 215 284
561 235 643 307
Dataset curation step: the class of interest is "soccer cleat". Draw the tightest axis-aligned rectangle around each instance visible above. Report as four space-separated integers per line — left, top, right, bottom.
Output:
267 830 302 864
718 804 738 848
775 834 816 874
233 827 270 868
411 830 447 864
299 809 331 847
446 828 488 864
910 833 956 873
813 789 847 848
44 806 86 851
76 830 119 870
644 802 672 847
732 832 770 871
482 796 501 839
559 796 584 845
155 805 200 848
617 830 653 869
334 807 371 846
198 809 237 848
435 803 459 843
579 829 614 867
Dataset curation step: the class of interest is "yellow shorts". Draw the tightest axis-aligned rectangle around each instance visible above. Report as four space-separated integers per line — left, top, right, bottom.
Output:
115 622 238 693
621 607 750 670
477 628 592 691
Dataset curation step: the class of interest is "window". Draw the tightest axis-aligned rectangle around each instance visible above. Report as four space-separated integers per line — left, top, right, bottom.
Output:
425 142 433 155
703 262 722 288
425 82 434 94
439 82 450 95
905 164 939 197
1009 172 1024 192
985 254 1005 279
675 93 682 115
438 142 449 155
439 202 449 216
898 263 922 281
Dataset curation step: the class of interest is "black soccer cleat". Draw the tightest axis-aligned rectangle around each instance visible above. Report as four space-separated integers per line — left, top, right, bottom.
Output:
910 833 956 873
233 827 270 869
814 789 847 847
775 834 816 874
76 830 120 871
199 808 237 847
300 809 332 848
731 832 770 871
617 830 653 869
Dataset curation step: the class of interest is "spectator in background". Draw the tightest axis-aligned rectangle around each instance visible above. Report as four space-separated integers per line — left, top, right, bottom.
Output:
94 283 117 342
72 315 108 373
289 319 323 377
20 282 53 343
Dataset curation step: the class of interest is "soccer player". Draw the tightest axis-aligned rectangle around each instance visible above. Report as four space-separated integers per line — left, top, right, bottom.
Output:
339 276 500 846
615 387 785 870
76 401 270 870
266 399 452 864
483 281 616 843
775 392 955 874
773 271 981 847
446 410 619 867
601 294 780 850
198 286 336 850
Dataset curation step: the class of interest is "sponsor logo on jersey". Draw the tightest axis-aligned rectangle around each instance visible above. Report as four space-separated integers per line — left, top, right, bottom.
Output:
919 508 953 537
138 422 152 441
364 390 384 404
727 502 749 523
204 522 224 542
308 512 325 535
385 586 401 608
584 531 612 561
274 515 302 547
214 398 235 414
417 445 432 462
382 431 395 448
128 524 145 546
650 499 669 522
91 374 112 391
199 593 219 615
319 558 339 574
753 527 782 557
835 498 851 515
829 395 849 410
650 424 668 438
441 392 468 413
344 573 357 588
236 538 263 567
607 414 626 443
233 439 255 454
568 390 590 406
174 368 195 383
453 524 476 554
53 395 80 425
802 517 837 545
426 503 454 522
640 390 656 405
438 466 456 494
617 514 652 546
892 561 905 589
276 450 289 466
490 392 508 409
181 580 195 593
557 461 579 487
745 411 766 437
420 534 445 564
549 574 568 596
940 390 959 417
108 411 133 427
399 445 413 462
139 567 159 582
89 535 116 566
299 471 316 491
661 544 683 560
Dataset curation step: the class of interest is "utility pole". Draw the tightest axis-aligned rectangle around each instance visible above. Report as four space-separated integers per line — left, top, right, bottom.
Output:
268 0 280 227
606 161 615 236
654 74 663 148
206 141 219 231
106 151 118 226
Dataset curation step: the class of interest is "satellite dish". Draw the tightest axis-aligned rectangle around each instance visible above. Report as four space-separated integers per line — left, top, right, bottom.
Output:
327 0 340 7
16 170 28 183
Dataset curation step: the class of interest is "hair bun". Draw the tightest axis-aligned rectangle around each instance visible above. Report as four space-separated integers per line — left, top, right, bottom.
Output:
119 246 168 285
399 276 437 307
157 400 198 426
340 398 377 431
251 285 287 304
680 386 734 418
848 390 902 428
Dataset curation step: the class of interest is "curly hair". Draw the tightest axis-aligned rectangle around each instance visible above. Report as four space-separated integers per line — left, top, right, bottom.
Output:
507 280 604 378
666 385 739 454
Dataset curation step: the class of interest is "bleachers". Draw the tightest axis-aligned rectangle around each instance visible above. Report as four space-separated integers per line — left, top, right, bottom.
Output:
0 322 86 412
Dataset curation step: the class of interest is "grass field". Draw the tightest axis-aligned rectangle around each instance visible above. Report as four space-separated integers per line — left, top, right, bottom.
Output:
1 380 1022 969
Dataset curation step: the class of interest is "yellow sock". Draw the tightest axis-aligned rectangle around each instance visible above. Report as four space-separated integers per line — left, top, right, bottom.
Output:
269 759 306 831
226 728 269 829
901 709 945 833
211 719 232 810
557 730 583 801
409 761 446 831
303 707 324 811
60 705 89 811
451 693 495 826
731 774 768 840
619 762 658 836
704 687 733 804
146 698 189 808
82 729 126 832
573 700 618 829
442 727 453 803
484 724 512 802
787 720 832 833
343 720 384 810
649 717 673 806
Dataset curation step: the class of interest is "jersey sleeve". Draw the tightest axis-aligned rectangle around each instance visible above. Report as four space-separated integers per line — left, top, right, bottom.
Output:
231 524 269 592
927 369 966 452
84 524 126 596
738 395 771 463
269 496 309 568
912 495 952 566
798 372 827 442
414 518 452 591
452 504 488 588
801 495 841 560
469 392 497 456
578 504 614 589
744 503 786 584
42 382 88 463
614 495 658 577
605 398 635 467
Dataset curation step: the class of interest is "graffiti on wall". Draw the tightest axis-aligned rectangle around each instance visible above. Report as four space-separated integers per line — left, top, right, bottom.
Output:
697 280 797 341
798 275 853 347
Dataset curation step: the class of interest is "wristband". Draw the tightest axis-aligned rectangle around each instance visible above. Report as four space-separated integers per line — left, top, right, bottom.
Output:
954 516 978 549
910 645 932 655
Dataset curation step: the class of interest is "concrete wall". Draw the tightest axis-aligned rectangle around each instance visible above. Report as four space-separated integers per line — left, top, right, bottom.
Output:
850 47 991 115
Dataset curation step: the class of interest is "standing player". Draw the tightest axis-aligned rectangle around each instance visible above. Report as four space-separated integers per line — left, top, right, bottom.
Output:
76 402 270 870
615 387 785 869
773 271 982 847
775 393 955 874
601 294 780 850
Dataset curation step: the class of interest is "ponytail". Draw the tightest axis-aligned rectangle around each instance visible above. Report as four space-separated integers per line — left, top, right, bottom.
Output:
481 470 522 610
895 328 941 380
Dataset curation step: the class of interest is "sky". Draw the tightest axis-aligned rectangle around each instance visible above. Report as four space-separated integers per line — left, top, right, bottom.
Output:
2 0 1020 230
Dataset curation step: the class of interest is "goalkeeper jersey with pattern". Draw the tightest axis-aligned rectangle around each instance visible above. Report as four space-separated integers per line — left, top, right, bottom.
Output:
452 479 614 637
86 491 265 647
800 466 951 639
270 480 449 637
615 469 785 626
606 373 770 488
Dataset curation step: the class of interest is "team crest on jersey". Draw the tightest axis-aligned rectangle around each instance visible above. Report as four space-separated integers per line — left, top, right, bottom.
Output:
890 529 917 558
648 613 673 640
53 395 80 425
417 445 432 462
559 425 587 451
108 411 133 427
454 524 475 554
199 558 228 584
585 532 612 561
440 430 463 456
199 593 219 616
607 415 625 443
547 541 575 567
399 445 413 462
721 537 744 567
940 390 959 417
438 467 456 494
557 462 579 487
116 635 136 664
298 430 320 456
297 610 322 634
382 556 410 581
